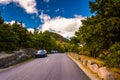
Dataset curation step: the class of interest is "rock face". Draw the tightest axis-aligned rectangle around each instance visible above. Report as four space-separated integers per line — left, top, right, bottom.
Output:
0 52 12 58
97 67 114 80
0 48 37 68
0 52 22 68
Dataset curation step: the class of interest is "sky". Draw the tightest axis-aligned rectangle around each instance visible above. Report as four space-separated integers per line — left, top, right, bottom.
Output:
0 0 95 38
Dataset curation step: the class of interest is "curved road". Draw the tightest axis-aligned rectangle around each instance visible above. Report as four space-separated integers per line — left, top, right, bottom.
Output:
0 53 90 80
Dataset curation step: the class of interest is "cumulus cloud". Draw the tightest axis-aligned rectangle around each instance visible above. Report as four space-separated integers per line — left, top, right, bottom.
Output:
0 0 38 14
39 12 51 23
0 0 11 4
39 13 86 38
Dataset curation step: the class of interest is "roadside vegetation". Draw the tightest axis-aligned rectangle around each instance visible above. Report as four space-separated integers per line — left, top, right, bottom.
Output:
69 0 120 79
70 0 120 68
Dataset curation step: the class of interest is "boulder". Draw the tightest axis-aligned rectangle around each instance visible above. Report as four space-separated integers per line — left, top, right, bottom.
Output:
88 63 100 73
83 59 88 66
97 67 114 80
87 60 96 65
80 57 85 63
77 57 81 61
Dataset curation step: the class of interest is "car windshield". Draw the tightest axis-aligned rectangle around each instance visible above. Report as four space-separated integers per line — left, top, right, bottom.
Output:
37 50 46 55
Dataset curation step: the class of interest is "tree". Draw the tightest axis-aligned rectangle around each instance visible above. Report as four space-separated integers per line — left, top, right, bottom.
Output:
0 23 19 51
0 12 70 54
0 11 4 24
12 22 30 48
75 0 120 60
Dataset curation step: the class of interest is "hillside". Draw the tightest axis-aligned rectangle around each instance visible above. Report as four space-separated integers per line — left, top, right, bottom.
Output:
49 32 69 42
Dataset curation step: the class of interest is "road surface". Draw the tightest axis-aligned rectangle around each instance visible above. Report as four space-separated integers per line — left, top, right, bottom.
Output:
0 53 90 80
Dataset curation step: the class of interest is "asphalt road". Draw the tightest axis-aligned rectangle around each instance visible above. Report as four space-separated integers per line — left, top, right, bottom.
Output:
0 53 90 80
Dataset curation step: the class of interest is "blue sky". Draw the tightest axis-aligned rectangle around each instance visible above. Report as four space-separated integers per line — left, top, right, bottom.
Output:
0 0 95 37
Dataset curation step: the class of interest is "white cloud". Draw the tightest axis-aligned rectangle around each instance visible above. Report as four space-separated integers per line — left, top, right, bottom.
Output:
27 28 34 33
43 0 50 3
5 21 34 33
5 20 25 27
0 0 38 14
0 0 12 4
74 14 84 18
39 12 51 23
39 13 86 38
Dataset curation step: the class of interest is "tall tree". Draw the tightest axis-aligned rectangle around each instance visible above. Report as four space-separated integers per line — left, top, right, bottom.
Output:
75 0 120 58
0 23 18 51
12 21 30 48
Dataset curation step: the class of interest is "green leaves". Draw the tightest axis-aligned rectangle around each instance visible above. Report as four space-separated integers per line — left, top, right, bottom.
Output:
90 0 120 18
0 24 19 51
74 0 120 67
105 42 120 67
0 14 4 24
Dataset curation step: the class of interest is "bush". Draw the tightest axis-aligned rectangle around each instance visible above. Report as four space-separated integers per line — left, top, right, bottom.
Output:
98 53 105 59
104 42 120 68
105 51 120 67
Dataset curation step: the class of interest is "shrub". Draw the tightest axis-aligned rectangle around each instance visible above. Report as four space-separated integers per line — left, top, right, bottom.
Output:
104 42 120 68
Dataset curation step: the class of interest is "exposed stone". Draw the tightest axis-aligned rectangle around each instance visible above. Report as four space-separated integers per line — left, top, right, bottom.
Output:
0 52 12 58
78 57 81 61
76 56 81 60
81 57 85 63
87 60 96 65
97 67 115 80
20 48 37 57
0 48 37 68
88 63 100 73
83 59 88 66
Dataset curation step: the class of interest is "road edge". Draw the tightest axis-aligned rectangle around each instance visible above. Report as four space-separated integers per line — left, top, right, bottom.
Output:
67 54 100 80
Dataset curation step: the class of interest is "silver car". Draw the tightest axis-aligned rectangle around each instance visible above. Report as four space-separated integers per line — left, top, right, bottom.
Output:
35 50 47 58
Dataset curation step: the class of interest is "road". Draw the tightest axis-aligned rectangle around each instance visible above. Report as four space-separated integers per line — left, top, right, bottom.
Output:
0 53 90 80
